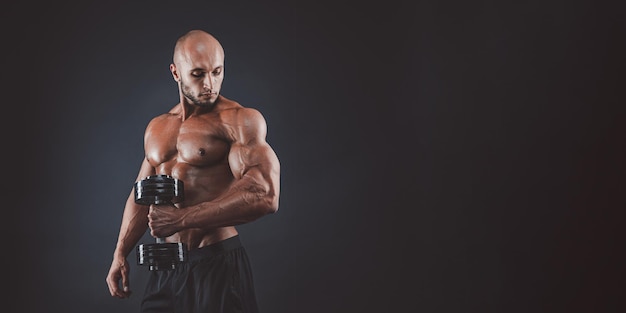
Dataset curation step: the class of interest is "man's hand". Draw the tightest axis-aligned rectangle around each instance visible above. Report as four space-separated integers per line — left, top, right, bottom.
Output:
148 203 184 238
106 255 132 298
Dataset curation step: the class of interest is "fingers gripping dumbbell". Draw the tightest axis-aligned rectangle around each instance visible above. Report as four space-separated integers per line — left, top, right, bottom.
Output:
134 174 186 271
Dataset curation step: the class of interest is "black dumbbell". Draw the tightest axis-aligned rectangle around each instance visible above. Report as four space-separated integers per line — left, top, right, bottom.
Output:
134 174 186 271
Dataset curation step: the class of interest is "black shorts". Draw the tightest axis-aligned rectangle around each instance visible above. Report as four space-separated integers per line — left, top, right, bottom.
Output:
140 235 259 313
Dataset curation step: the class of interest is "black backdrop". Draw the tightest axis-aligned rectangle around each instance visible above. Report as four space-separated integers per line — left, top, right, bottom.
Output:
6 0 625 312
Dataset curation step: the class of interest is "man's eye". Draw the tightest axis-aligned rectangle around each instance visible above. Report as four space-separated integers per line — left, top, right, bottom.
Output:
213 70 222 76
191 72 203 77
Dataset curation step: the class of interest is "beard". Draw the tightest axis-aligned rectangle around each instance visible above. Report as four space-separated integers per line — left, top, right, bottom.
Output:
181 80 216 108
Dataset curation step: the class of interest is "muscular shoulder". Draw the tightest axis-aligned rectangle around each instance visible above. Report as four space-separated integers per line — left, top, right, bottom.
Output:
220 106 268 143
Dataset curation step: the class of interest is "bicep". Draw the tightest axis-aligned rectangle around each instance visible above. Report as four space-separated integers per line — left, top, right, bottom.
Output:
227 108 280 191
229 141 279 181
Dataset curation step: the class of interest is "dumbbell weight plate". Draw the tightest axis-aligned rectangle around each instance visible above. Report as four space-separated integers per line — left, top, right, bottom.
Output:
134 174 184 205
137 242 186 271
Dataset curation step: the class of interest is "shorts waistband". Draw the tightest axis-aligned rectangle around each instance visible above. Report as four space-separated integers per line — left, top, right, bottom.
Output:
186 235 242 262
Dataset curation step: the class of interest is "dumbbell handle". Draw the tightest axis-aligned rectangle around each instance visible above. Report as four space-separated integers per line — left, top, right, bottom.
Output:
152 199 170 244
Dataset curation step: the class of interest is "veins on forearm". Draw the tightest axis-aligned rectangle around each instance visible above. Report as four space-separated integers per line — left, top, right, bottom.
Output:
117 208 148 257
184 176 271 229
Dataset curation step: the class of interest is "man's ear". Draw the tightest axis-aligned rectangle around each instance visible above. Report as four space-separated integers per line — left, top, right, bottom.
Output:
170 63 180 82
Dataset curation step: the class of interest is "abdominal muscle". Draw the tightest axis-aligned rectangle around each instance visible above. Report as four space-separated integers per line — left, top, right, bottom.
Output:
156 156 238 250
169 226 238 250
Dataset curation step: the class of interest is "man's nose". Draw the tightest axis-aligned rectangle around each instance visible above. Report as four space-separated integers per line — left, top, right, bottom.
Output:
203 76 213 90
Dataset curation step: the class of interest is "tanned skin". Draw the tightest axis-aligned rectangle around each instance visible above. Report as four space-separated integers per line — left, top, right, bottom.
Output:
105 30 280 298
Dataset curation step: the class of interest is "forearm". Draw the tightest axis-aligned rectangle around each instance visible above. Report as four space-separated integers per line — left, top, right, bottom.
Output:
182 174 278 230
114 195 149 258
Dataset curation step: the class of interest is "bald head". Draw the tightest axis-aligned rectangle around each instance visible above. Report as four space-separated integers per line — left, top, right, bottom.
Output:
170 30 226 107
173 30 225 66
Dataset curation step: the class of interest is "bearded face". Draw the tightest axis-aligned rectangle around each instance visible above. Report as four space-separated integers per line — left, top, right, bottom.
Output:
180 77 219 107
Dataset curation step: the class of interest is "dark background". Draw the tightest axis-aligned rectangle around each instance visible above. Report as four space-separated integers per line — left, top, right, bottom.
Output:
6 0 625 312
